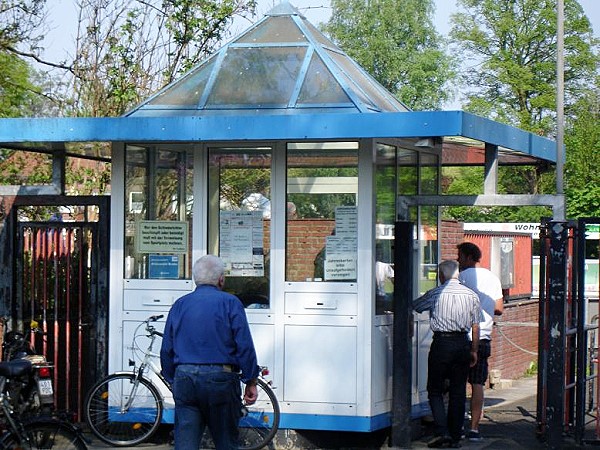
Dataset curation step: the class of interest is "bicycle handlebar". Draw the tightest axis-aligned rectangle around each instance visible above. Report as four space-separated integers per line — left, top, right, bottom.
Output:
148 315 164 322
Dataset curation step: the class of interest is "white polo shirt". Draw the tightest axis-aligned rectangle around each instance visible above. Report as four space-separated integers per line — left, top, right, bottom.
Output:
459 267 503 341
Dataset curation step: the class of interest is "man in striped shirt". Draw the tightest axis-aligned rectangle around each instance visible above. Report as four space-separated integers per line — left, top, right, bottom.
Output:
413 260 481 448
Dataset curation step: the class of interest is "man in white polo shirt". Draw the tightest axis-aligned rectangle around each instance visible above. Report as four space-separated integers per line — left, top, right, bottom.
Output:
457 242 504 442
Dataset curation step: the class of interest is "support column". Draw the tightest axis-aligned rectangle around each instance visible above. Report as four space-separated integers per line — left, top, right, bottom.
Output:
545 221 568 449
390 221 414 448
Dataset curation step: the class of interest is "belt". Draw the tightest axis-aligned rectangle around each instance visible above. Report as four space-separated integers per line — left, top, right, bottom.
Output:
192 363 236 372
433 331 468 337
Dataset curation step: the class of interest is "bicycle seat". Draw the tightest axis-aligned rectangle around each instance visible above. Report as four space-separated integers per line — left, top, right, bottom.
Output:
0 359 32 378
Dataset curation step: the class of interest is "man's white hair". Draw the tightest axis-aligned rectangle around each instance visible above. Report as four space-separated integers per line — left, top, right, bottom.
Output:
438 260 459 281
192 255 225 286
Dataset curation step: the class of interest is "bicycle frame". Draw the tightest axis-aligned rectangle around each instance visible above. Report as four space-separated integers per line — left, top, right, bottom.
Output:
118 325 171 415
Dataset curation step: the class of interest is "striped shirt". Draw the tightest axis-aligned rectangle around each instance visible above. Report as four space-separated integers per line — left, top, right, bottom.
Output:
412 279 481 332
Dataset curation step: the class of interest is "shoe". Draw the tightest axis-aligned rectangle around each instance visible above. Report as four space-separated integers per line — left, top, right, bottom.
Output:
466 429 483 441
427 435 451 448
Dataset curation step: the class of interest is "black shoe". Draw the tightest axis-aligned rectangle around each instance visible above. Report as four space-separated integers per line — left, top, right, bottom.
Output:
427 435 451 448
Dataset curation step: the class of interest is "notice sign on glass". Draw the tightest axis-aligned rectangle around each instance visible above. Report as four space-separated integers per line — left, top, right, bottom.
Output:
323 206 358 280
137 221 188 253
219 211 264 277
148 255 179 279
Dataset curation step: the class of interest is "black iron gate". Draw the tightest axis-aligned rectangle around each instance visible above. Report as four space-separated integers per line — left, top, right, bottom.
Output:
537 217 600 448
8 196 109 423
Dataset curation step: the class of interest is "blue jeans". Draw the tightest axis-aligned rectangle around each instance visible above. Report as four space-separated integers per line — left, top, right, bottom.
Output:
173 364 241 450
427 334 471 441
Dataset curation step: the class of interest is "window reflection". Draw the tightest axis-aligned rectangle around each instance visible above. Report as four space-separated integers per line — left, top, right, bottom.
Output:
375 143 396 315
207 148 272 308
286 142 358 282
124 145 193 279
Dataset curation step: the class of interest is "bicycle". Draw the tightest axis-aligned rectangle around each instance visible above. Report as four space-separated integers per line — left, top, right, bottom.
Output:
84 315 280 449
0 358 88 449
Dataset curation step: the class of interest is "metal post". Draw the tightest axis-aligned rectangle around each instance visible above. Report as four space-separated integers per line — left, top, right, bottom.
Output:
390 221 414 448
555 0 565 220
546 221 568 449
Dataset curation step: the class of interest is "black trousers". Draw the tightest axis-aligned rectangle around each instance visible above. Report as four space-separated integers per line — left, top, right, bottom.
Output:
427 334 471 441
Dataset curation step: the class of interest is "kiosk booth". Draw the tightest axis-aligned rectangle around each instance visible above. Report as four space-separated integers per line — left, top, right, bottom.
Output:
0 2 560 435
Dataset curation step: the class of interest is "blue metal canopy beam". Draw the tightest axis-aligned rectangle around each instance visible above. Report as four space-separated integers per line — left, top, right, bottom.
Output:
0 111 556 162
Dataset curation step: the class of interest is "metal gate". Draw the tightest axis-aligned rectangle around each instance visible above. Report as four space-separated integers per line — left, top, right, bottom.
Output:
537 218 600 448
9 196 109 423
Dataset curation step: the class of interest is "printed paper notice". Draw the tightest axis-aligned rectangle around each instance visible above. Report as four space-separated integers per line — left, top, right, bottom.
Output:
137 221 188 253
220 211 264 277
324 256 357 280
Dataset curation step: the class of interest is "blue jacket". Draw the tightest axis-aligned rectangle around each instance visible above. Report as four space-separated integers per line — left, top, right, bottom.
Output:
160 284 259 383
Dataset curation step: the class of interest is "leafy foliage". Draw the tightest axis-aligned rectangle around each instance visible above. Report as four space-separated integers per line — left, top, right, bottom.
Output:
0 51 37 117
565 85 600 217
69 0 257 116
445 0 600 221
0 0 46 49
450 0 599 134
324 0 456 110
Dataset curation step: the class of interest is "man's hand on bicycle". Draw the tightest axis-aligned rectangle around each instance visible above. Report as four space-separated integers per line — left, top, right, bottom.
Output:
243 380 258 405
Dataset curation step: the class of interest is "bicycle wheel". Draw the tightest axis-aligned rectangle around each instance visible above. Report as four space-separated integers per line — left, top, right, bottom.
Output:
1 420 87 449
84 373 163 447
237 378 280 450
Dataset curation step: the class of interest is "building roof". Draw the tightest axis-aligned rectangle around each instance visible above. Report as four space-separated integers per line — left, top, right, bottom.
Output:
0 2 557 168
125 1 408 117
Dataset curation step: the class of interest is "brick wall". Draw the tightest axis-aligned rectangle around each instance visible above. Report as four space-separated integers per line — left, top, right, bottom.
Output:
440 219 538 381
286 219 335 281
440 220 463 260
489 300 538 381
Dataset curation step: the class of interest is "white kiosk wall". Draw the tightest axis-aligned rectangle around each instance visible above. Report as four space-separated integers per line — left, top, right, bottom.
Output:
109 139 438 432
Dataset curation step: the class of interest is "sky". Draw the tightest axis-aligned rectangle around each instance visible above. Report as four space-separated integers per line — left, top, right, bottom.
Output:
44 0 600 62
42 0 599 110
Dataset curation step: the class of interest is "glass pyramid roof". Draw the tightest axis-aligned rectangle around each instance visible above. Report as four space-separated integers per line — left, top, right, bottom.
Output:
126 1 408 117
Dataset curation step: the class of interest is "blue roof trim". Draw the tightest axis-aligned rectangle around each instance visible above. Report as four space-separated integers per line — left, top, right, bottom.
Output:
461 112 556 161
0 111 556 162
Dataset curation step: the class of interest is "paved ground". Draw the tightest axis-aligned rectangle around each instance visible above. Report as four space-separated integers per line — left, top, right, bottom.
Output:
82 376 594 449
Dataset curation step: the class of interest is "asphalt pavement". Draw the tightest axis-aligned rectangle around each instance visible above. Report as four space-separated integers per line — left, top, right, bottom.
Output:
83 376 586 449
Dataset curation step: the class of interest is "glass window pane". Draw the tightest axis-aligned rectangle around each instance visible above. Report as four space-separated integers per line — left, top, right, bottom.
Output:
326 49 406 112
147 59 214 106
375 144 396 315
420 152 438 195
419 206 438 295
207 47 306 106
398 148 418 195
237 16 306 43
124 145 193 280
297 54 352 104
208 148 272 309
286 142 358 282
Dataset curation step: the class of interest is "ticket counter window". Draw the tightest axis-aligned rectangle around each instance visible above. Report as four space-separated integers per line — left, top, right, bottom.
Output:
124 145 193 279
286 142 358 282
375 143 396 315
419 152 439 294
207 148 272 308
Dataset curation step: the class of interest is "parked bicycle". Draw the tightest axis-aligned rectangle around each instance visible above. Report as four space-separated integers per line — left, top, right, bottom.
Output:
0 358 88 449
84 315 280 449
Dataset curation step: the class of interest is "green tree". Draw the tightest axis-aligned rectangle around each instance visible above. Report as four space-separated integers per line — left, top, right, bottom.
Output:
323 0 456 110
565 85 600 217
450 0 598 133
0 51 37 117
69 0 257 117
446 0 599 222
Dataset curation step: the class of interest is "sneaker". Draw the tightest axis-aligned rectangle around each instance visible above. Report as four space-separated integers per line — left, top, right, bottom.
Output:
427 435 451 448
466 430 483 441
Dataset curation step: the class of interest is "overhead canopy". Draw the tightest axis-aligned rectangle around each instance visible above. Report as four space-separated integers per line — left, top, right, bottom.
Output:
0 1 557 168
